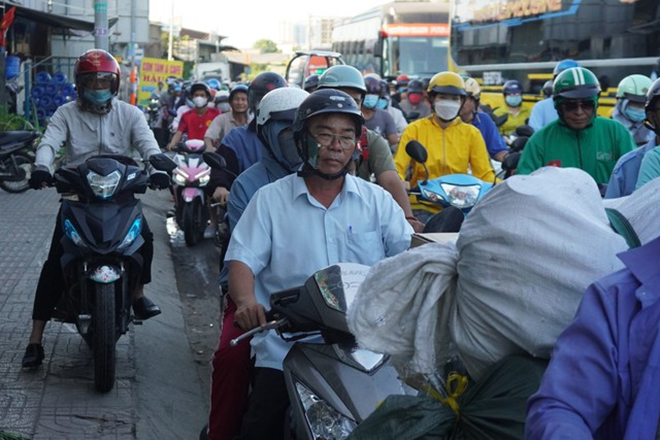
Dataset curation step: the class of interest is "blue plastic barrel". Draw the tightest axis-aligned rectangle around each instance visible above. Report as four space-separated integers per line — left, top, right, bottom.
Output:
39 95 53 108
45 83 58 95
35 71 52 84
5 55 20 79
61 83 76 96
31 86 45 99
36 108 47 121
52 71 68 84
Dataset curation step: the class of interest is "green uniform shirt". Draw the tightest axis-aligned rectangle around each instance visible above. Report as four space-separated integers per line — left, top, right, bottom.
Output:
517 116 636 184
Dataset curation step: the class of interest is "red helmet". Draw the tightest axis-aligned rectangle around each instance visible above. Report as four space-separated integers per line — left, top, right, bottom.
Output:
74 49 121 109
396 74 410 87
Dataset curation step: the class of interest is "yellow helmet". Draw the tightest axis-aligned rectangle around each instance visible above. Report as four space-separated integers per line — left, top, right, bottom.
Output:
427 71 466 96
463 77 481 100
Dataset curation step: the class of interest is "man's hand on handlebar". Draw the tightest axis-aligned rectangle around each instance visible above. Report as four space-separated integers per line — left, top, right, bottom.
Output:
234 299 268 331
29 166 52 190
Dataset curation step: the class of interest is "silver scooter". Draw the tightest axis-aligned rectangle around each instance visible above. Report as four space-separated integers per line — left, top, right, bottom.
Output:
231 263 412 440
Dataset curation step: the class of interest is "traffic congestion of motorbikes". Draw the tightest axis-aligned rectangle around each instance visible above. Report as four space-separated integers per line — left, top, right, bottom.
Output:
5 46 660 440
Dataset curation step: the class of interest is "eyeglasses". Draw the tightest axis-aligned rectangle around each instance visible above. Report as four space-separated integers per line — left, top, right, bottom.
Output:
562 99 596 112
311 132 356 150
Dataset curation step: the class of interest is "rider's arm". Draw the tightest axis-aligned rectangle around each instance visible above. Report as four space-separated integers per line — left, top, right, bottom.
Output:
204 116 222 152
515 135 544 175
35 105 69 171
394 125 415 181
526 280 619 439
127 104 161 159
228 260 266 330
468 129 497 183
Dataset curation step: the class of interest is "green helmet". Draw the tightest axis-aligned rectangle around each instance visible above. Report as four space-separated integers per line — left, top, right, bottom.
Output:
317 65 367 96
616 74 652 103
553 67 601 110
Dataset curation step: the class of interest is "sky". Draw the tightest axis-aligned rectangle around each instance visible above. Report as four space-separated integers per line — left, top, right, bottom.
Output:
149 0 390 49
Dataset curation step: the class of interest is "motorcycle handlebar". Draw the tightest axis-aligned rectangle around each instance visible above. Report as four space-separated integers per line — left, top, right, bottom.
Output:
229 315 288 347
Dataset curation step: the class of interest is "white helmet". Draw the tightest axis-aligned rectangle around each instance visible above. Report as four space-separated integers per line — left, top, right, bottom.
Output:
256 87 309 128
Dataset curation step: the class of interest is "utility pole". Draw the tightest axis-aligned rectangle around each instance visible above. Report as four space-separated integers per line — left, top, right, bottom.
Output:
94 0 109 50
168 1 174 61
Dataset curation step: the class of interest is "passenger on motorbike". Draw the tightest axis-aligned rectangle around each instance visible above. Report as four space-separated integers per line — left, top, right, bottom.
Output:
459 76 509 162
528 59 580 132
227 89 412 440
494 79 531 136
316 65 422 232
203 87 310 440
366 74 407 135
394 71 496 223
612 74 655 146
23 49 168 369
517 67 636 190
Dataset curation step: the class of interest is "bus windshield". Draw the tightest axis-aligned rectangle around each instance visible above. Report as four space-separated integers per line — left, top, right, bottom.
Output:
386 35 449 78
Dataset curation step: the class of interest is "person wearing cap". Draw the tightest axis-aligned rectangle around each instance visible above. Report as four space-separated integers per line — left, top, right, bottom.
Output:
632 78 660 192
204 84 251 152
528 59 580 132
612 74 654 146
399 79 431 122
517 67 635 189
493 79 531 136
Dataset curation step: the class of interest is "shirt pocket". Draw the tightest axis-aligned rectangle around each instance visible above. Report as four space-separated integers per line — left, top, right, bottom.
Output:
346 230 385 265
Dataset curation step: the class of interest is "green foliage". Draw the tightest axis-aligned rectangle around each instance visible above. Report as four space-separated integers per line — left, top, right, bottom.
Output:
253 39 280 54
0 110 36 132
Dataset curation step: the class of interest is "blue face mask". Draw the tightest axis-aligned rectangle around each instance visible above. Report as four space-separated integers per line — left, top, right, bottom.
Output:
505 95 522 107
376 98 388 109
84 89 113 106
363 94 379 109
624 106 646 123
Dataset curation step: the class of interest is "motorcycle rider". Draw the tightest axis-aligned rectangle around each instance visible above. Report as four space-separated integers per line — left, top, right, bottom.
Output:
606 77 660 198
316 65 423 232
612 74 654 146
362 75 399 149
227 89 413 440
517 67 636 190
494 79 531 136
394 71 496 223
529 59 580 132
167 82 220 151
632 78 660 191
22 49 168 368
203 87 310 440
459 76 509 162
204 84 251 153
399 79 431 122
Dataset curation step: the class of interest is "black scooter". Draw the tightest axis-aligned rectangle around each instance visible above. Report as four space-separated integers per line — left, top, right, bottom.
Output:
231 263 411 439
51 153 174 392
0 130 39 193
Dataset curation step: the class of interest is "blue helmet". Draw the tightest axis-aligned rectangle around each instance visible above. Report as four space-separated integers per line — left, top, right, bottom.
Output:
553 59 580 77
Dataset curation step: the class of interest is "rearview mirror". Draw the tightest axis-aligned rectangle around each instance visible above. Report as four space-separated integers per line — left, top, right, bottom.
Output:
149 153 177 173
203 151 228 170
405 140 428 164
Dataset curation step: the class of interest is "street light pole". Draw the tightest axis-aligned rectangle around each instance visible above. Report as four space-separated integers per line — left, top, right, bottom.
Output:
94 0 109 50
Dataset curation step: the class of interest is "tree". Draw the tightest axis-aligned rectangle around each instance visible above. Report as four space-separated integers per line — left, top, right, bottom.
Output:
253 39 280 54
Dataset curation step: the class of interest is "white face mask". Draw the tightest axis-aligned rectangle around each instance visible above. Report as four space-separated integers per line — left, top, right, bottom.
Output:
193 96 207 108
434 100 461 121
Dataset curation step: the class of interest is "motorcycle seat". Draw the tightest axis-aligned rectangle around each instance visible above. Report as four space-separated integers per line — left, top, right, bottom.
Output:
0 131 39 148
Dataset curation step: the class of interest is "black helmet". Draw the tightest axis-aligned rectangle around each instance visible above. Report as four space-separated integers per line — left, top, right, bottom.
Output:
364 76 382 95
303 74 320 93
248 72 287 112
407 79 424 94
190 81 212 98
292 89 364 180
644 77 660 135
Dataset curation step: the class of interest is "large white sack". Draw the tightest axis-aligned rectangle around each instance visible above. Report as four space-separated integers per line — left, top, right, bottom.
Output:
603 177 660 245
453 167 628 379
347 242 459 378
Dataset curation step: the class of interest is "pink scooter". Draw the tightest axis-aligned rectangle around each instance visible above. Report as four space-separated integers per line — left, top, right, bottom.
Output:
171 139 211 246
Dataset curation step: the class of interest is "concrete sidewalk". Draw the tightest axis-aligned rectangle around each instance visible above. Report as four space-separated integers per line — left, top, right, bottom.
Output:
0 187 207 439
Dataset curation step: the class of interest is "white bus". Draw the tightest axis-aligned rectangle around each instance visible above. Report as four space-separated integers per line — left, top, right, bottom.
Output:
331 1 451 80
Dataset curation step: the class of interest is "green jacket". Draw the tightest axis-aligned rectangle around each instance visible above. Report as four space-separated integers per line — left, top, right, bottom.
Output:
517 116 635 184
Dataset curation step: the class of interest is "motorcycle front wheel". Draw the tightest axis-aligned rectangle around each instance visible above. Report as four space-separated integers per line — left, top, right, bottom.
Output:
0 153 32 193
182 199 203 247
93 282 116 393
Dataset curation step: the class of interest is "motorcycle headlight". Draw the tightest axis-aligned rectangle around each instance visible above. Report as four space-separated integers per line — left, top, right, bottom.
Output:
64 219 86 248
87 170 122 199
118 217 142 250
196 170 211 186
173 169 189 185
295 381 357 440
440 183 481 208
422 188 445 203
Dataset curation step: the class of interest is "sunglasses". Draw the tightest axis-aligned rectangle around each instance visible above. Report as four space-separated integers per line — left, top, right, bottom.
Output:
562 99 596 112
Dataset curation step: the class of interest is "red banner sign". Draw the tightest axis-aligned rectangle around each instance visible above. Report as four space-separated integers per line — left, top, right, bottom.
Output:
0 7 16 48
